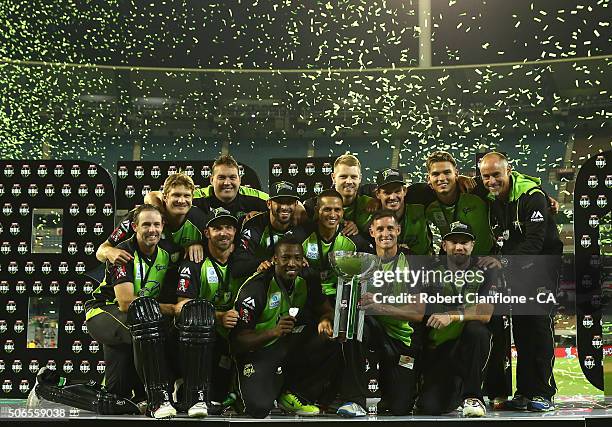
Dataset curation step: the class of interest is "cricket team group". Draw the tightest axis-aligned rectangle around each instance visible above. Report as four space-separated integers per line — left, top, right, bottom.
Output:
38 150 563 419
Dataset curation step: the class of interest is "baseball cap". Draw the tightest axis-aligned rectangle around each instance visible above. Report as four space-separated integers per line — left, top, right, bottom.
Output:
443 221 475 241
206 207 238 228
376 168 405 189
269 181 300 200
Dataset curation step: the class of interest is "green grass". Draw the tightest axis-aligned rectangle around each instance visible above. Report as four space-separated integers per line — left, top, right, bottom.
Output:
511 356 602 397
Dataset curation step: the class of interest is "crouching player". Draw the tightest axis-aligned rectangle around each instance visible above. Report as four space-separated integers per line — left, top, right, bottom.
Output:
174 207 245 415
417 222 496 417
231 237 336 418
82 205 186 418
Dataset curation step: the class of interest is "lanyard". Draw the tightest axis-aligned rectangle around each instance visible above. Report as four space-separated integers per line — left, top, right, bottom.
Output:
136 249 155 291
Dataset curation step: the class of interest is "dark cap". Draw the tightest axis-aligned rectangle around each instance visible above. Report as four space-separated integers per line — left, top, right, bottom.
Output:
269 181 300 200
206 207 238 228
443 221 475 241
376 168 405 189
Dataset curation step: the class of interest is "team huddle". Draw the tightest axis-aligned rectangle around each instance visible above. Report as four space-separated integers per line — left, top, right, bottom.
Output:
31 151 562 419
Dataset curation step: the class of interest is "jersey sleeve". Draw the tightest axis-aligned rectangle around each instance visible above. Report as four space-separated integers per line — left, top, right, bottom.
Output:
515 191 549 255
177 260 202 299
110 259 135 287
107 213 135 246
232 215 266 278
188 206 208 233
350 234 376 254
233 275 267 331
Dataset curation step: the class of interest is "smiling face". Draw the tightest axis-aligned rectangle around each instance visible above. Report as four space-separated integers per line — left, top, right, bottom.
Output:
163 184 193 217
267 197 297 227
427 161 458 197
332 164 361 203
369 215 401 252
376 183 406 212
205 220 236 252
318 196 344 231
211 164 240 203
274 243 303 282
479 155 512 198
133 210 164 251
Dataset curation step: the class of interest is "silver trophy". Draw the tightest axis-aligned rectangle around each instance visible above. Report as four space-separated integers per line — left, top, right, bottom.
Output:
329 251 381 342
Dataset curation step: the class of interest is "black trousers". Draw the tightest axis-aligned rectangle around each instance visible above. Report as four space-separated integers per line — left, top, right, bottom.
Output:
484 315 513 400
418 321 492 415
235 326 337 418
340 317 420 415
86 305 144 399
209 334 233 403
512 314 556 399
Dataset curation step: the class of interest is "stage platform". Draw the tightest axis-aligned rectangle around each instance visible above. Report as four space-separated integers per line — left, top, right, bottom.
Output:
2 397 611 426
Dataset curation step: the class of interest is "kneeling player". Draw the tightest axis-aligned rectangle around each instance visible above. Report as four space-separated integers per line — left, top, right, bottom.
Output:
231 237 335 418
417 222 496 417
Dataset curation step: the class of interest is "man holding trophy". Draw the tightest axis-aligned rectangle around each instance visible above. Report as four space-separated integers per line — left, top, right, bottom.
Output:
334 210 425 417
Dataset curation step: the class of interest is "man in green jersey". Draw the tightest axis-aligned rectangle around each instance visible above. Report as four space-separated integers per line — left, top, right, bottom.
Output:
231 237 335 418
337 210 424 417
85 205 184 419
290 189 373 299
417 222 495 418
98 172 208 264
146 154 269 222
304 154 373 235
175 208 244 414
374 168 432 255
233 181 300 277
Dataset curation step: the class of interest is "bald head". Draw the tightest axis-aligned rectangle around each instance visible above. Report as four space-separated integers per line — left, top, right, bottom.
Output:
479 152 512 198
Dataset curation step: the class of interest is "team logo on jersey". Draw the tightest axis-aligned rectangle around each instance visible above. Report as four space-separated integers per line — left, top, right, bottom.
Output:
114 265 127 280
269 292 281 309
306 243 318 259
243 297 255 310
530 211 544 223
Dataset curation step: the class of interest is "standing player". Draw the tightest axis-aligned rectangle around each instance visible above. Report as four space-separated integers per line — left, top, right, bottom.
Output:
231 237 335 418
479 152 562 412
304 154 373 235
233 181 300 277
98 172 207 263
85 205 183 419
373 168 432 254
338 210 424 417
145 154 269 222
174 208 244 414
417 222 495 417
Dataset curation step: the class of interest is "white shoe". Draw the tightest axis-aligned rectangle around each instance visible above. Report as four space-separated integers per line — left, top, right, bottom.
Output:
152 401 177 419
188 401 208 418
462 398 486 417
337 402 367 417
